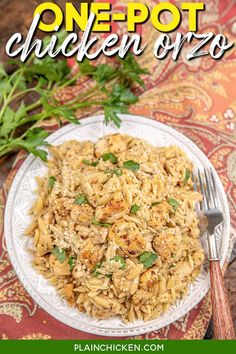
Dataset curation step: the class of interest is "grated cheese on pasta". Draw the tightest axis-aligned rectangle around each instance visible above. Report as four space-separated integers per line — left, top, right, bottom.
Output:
26 134 204 323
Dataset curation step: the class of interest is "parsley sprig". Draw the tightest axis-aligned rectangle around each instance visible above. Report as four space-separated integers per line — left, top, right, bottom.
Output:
0 33 147 161
139 252 158 268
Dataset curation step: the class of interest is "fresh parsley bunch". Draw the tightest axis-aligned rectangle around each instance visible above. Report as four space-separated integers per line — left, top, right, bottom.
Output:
0 35 147 161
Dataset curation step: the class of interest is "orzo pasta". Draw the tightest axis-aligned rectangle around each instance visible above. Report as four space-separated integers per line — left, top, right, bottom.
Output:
26 134 204 322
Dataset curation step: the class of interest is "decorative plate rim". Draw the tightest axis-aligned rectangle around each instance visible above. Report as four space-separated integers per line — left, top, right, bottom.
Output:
4 114 230 337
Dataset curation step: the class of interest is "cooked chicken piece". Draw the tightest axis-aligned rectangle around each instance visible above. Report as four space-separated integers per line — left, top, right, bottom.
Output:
52 197 72 218
153 227 182 260
62 283 75 304
80 173 109 207
95 191 128 223
174 261 193 280
109 219 146 258
52 197 94 225
148 201 171 229
124 138 152 163
81 226 108 244
112 259 143 298
102 175 122 196
139 267 159 293
94 134 132 157
79 239 105 270
70 204 94 225
49 254 70 275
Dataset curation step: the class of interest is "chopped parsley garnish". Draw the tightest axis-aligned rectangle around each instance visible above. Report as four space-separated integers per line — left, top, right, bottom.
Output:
92 220 112 228
74 194 88 205
123 160 140 171
113 168 123 176
112 255 126 269
168 198 179 212
139 252 158 268
92 263 102 277
183 168 191 185
130 204 140 214
105 168 123 177
52 246 66 263
82 159 99 167
102 152 118 164
68 256 76 272
48 176 56 191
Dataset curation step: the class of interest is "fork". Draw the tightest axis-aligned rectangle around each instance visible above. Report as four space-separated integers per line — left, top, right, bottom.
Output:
194 168 235 339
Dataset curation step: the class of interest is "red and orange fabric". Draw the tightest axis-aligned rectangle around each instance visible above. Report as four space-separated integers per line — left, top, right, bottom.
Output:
0 0 236 339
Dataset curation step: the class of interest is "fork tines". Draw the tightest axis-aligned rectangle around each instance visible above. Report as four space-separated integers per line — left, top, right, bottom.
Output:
194 168 218 211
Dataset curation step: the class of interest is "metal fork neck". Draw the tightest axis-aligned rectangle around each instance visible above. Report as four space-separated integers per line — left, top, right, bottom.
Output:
207 231 219 261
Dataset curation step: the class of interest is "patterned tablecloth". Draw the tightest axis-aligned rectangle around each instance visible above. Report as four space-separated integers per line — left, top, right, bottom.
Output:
0 0 236 340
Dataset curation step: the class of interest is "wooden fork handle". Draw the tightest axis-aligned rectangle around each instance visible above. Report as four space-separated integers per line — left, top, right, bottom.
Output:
210 260 235 339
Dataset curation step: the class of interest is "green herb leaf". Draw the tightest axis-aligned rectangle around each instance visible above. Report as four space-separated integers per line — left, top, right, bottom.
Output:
102 152 118 163
52 246 66 263
91 161 99 167
68 256 76 272
48 176 56 191
183 168 191 185
111 83 138 105
0 107 17 138
54 106 80 125
25 57 70 83
113 168 123 177
112 255 126 269
25 127 49 146
93 64 116 85
31 149 48 162
82 159 99 167
92 263 102 277
168 198 179 211
123 160 140 171
92 220 112 228
130 204 140 214
0 52 147 161
103 104 126 128
74 194 88 205
79 59 96 75
0 102 28 138
119 54 148 88
9 128 49 161
82 159 90 165
139 252 158 268
0 77 11 102
0 63 7 79
105 168 123 177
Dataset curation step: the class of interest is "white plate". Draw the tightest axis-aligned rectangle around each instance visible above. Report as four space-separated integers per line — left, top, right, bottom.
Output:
4 115 230 337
